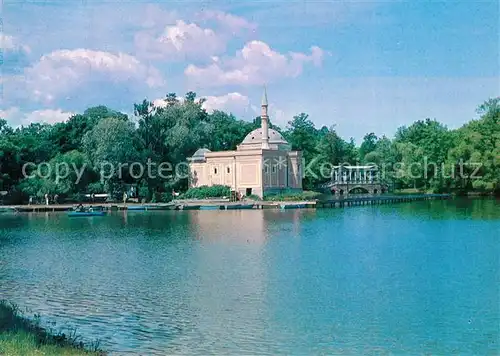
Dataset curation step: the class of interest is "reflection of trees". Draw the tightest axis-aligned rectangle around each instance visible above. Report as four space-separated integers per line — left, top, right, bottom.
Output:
391 198 499 221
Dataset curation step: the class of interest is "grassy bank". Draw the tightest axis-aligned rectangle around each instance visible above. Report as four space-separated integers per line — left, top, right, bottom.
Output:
0 301 105 356
264 190 325 202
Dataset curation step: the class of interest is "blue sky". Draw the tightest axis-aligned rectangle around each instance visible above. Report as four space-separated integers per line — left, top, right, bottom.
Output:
1 0 498 142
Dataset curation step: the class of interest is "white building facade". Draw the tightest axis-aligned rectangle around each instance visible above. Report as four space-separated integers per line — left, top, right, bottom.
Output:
188 89 302 198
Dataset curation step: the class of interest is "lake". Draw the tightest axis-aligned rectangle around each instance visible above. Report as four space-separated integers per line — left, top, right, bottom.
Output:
0 199 498 355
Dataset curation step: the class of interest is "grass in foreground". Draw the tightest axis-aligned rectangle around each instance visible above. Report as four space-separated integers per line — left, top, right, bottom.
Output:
0 301 105 356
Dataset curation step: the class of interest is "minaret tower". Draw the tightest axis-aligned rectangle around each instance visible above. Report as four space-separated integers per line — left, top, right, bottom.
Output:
261 86 270 149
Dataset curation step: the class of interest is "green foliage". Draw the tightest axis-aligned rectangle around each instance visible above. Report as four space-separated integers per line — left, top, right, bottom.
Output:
179 185 231 200
160 192 173 203
50 106 128 154
264 190 322 201
205 110 254 151
1 94 498 203
359 133 378 163
0 301 105 355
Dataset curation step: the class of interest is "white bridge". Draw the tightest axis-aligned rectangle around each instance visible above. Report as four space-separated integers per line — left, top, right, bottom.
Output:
320 165 388 195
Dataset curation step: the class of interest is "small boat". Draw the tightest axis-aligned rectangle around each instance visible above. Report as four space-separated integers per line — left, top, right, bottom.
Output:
68 211 106 217
144 205 176 211
127 206 147 211
280 203 307 209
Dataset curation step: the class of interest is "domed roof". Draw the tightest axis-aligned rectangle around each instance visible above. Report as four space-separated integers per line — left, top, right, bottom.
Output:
241 128 288 145
191 148 211 159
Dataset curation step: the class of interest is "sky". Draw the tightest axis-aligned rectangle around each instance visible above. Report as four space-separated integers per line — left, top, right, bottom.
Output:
1 0 499 142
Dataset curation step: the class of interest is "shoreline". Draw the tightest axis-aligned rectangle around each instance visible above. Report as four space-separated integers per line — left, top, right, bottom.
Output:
0 301 105 355
0 193 454 213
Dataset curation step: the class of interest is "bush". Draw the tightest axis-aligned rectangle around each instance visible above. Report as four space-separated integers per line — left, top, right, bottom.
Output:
160 193 171 203
179 185 231 200
0 300 105 355
264 190 322 202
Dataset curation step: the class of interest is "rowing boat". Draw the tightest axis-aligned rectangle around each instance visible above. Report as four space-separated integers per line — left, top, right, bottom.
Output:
68 211 106 217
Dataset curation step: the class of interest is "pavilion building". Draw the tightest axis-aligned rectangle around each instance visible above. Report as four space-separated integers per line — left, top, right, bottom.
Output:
188 89 302 198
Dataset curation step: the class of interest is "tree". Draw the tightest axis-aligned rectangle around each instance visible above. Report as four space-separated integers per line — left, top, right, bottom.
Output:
49 106 128 154
359 133 378 163
446 98 500 194
395 118 452 191
206 110 253 151
83 117 141 197
1 94 499 202
284 113 318 161
314 126 345 182
18 150 94 200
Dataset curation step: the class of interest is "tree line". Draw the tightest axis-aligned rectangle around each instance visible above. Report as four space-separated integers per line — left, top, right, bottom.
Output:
0 92 498 203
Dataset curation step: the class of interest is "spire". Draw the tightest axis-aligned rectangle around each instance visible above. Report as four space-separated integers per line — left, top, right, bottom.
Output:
261 86 268 106
261 86 270 149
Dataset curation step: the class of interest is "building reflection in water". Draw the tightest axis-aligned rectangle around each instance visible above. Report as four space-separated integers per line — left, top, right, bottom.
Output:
182 209 317 354
189 210 268 244
184 210 270 353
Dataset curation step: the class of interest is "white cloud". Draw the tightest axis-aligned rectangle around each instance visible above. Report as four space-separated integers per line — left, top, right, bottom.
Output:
185 41 326 87
23 49 164 103
152 96 185 108
151 92 252 118
1 34 31 54
134 10 255 61
135 20 226 60
196 10 257 34
152 98 169 108
0 107 74 127
138 4 179 29
1 34 32 74
202 92 251 114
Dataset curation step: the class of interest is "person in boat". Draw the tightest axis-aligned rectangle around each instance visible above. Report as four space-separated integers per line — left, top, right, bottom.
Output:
74 203 85 212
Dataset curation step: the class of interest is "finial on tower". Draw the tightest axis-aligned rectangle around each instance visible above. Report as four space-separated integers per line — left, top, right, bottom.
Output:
260 86 270 149
261 86 268 106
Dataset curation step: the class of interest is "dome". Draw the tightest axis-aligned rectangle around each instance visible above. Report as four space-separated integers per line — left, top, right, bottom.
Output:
241 128 288 145
191 148 211 161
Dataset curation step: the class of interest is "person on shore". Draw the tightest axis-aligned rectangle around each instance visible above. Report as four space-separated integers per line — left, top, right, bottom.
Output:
28 196 33 206
54 194 59 204
123 192 128 205
45 194 49 206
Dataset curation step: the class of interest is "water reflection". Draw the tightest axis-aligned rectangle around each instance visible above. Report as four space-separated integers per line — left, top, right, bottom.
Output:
0 199 498 355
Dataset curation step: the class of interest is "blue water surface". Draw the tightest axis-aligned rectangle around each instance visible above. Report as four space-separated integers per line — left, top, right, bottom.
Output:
0 199 498 355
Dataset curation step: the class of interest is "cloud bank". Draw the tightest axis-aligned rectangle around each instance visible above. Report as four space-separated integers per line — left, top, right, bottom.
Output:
185 41 325 87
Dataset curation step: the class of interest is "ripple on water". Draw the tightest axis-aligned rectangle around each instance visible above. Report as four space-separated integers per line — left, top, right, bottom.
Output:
0 201 499 354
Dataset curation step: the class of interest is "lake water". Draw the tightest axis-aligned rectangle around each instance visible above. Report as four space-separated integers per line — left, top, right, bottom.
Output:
1 199 499 355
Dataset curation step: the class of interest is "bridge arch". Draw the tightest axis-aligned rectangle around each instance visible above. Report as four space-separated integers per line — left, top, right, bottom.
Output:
348 186 370 194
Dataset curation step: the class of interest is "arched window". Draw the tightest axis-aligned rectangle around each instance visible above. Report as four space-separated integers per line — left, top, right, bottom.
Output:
227 167 230 174
214 168 218 174
272 166 276 173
